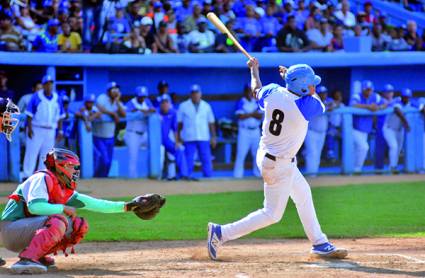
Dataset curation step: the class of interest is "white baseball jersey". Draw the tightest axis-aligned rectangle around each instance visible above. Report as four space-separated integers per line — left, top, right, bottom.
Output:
256 83 325 158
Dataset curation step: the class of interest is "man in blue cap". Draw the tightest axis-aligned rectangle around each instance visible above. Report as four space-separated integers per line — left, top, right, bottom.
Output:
350 80 384 173
375 83 394 171
382 88 412 173
23 75 64 179
158 94 188 180
208 58 347 260
75 94 101 132
32 19 60 52
92 82 126 177
303 85 329 176
124 86 156 178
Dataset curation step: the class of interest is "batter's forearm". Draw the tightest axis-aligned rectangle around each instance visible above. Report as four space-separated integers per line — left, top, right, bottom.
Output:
250 69 262 95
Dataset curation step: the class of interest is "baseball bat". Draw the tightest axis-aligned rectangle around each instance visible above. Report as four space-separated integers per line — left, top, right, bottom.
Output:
206 12 253 59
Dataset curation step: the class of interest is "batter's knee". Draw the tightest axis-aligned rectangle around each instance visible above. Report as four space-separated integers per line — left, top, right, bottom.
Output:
46 214 68 237
262 208 283 224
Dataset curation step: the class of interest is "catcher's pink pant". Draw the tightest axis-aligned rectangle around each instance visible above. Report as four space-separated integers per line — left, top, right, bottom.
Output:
221 149 328 246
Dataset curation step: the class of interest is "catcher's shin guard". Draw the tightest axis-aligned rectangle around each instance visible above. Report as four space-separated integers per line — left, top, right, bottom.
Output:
19 215 68 262
49 217 89 256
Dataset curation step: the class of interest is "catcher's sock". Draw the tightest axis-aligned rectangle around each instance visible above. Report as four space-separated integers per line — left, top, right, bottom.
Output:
39 256 55 267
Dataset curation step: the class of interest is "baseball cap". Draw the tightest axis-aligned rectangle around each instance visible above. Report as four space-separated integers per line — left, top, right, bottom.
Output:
196 17 208 24
42 75 54 84
361 80 374 91
157 80 169 88
62 95 70 103
84 94 96 102
316 85 328 94
135 86 149 97
47 18 60 27
106 81 119 91
383 83 394 92
140 16 153 26
191 84 202 92
401 88 412 97
153 1 163 8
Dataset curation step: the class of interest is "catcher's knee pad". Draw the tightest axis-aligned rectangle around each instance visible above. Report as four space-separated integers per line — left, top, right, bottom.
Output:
19 215 68 261
69 217 89 245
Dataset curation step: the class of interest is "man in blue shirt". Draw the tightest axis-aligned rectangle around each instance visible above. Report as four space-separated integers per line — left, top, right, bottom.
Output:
32 19 60 53
350 80 384 173
159 95 188 180
235 5 262 51
375 83 394 170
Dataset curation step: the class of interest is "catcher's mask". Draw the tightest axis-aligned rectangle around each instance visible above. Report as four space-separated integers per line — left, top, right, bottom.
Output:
0 99 20 142
45 148 80 190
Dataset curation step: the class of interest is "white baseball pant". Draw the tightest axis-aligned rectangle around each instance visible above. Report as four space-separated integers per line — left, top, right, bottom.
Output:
233 127 261 178
382 126 404 168
23 126 56 178
304 129 326 176
221 149 328 246
124 130 148 178
352 129 369 172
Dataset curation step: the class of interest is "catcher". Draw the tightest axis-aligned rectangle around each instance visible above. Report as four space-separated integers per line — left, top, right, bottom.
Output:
0 148 166 274
0 97 20 142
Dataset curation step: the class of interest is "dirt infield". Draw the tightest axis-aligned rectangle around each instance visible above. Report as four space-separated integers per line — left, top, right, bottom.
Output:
1 238 425 277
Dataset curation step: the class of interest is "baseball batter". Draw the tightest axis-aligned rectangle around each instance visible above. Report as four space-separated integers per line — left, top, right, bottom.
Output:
207 57 348 260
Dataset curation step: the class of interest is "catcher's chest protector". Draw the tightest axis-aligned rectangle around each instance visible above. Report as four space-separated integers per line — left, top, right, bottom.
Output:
38 170 75 204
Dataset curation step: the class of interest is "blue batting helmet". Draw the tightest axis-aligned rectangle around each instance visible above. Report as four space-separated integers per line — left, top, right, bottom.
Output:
285 64 321 96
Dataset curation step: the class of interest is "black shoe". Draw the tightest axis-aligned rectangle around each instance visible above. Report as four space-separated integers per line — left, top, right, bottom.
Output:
0 257 5 266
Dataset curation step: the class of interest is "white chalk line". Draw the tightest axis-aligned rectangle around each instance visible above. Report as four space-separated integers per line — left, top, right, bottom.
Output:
367 253 425 264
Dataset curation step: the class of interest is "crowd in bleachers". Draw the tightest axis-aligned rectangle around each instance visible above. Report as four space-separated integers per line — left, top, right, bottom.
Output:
0 0 424 53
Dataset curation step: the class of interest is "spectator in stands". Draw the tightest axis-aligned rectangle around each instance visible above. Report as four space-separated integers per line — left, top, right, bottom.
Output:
176 84 216 179
127 1 143 25
176 0 193 22
215 19 237 53
0 13 24 51
92 81 126 177
350 80 384 173
32 19 60 52
82 0 103 48
331 24 344 51
159 94 188 180
260 5 281 48
233 84 262 178
23 75 64 179
108 4 130 37
149 1 168 30
304 6 320 31
155 21 177 53
219 2 236 24
122 26 148 54
295 0 309 30
58 22 82 52
74 93 101 132
16 6 39 41
403 0 424 12
326 89 345 161
235 5 261 52
334 0 356 28
405 20 421 50
202 0 213 17
18 81 42 113
184 3 204 33
276 15 310 52
173 21 190 53
363 1 375 24
382 88 412 173
140 16 158 53
371 24 390 51
69 16 82 35
188 18 215 53
307 18 333 52
0 71 15 101
388 27 410 51
304 85 329 176
282 1 295 24
125 86 156 178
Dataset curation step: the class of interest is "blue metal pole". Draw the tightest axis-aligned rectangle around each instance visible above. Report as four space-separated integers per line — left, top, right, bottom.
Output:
148 114 161 179
404 111 416 173
8 125 20 181
341 109 354 174
78 120 93 178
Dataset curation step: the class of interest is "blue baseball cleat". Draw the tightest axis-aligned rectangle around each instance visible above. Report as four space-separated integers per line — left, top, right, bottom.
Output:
311 242 348 259
207 222 223 260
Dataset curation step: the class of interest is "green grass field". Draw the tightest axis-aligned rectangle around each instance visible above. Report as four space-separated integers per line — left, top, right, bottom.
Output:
2 181 425 241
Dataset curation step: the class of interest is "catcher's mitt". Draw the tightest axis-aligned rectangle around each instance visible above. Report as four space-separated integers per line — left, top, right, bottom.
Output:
125 194 166 220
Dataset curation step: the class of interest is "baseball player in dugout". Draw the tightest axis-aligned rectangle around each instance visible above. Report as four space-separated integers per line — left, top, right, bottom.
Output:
207 57 348 260
0 148 166 274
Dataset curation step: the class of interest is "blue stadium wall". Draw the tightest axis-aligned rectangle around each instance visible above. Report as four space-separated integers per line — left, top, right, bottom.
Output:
1 52 425 181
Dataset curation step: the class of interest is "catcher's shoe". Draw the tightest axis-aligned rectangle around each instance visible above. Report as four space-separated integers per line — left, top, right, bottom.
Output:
0 257 5 266
39 256 56 268
10 259 47 274
311 242 348 259
207 222 223 260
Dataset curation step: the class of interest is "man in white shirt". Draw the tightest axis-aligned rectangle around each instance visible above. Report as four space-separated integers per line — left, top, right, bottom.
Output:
334 0 356 28
188 18 215 53
306 19 333 52
177 84 216 179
